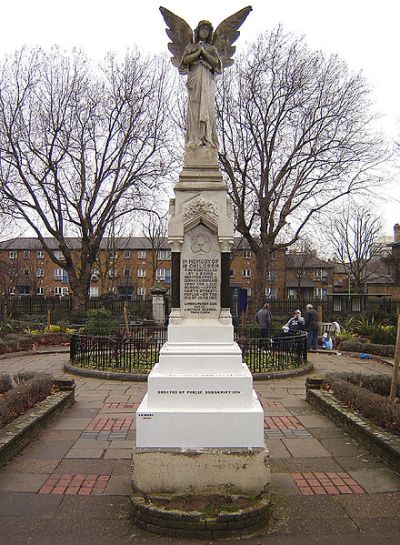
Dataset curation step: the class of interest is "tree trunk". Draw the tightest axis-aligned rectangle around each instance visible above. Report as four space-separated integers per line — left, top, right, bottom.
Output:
252 252 269 314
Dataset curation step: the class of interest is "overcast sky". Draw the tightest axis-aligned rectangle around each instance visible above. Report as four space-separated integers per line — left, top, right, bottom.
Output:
0 0 398 236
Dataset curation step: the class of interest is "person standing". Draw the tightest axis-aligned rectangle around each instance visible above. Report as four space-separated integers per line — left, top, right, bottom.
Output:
255 303 273 339
304 304 319 350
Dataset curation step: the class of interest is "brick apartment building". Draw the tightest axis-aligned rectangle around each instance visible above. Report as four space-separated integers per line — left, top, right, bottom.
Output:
0 236 355 302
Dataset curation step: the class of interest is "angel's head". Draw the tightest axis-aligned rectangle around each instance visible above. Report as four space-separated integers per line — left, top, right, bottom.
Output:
194 20 213 43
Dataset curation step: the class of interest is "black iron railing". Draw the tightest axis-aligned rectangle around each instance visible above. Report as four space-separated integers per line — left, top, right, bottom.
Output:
70 328 307 375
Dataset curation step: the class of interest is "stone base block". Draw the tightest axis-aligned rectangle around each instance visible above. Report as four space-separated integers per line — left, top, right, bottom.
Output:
136 390 264 448
147 363 254 408
158 341 243 374
132 445 270 495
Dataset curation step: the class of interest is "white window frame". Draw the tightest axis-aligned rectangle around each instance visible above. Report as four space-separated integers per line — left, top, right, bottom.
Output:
123 268 131 277
23 250 30 259
89 286 99 298
229 269 235 277
36 287 44 295
138 250 147 259
124 250 131 259
9 251 17 259
108 268 118 278
242 249 251 259
156 268 166 280
36 268 44 278
157 249 171 260
242 269 251 278
137 268 146 278
37 250 44 259
24 268 30 276
54 286 69 296
137 286 146 296
247 288 252 296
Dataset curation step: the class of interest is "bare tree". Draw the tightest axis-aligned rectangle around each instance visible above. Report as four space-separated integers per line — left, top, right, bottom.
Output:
0 47 173 309
141 211 168 287
287 237 317 300
216 27 386 306
328 203 382 295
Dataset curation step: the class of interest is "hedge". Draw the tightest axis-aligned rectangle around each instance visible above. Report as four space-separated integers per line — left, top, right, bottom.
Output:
339 339 395 357
322 373 400 435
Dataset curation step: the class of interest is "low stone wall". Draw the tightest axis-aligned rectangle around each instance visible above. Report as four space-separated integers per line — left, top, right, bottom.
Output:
131 492 271 539
0 380 75 468
64 361 313 382
306 380 400 473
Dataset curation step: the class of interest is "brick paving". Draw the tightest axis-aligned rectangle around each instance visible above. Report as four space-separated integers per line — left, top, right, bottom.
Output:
85 415 133 431
291 472 365 495
0 349 400 544
39 473 111 495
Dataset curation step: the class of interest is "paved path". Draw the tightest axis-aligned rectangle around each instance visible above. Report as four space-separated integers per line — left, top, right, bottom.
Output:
0 350 399 545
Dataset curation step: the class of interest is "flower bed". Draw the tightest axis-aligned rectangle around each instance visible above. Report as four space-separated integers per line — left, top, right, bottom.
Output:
0 332 69 355
339 338 395 358
0 373 55 429
321 372 400 435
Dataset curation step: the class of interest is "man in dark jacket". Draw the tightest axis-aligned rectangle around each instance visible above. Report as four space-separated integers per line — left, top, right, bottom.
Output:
255 303 273 339
304 304 319 350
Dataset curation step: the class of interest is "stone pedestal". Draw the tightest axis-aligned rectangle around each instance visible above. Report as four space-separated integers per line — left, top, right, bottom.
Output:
150 286 167 326
134 154 269 496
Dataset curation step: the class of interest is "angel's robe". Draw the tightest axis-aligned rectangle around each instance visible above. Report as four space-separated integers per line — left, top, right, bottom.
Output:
180 43 222 150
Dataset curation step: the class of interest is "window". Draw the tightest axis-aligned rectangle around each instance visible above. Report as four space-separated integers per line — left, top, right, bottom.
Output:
9 251 17 259
109 250 117 261
157 249 171 260
247 288 252 296
108 269 118 278
24 268 30 276
242 250 251 259
267 271 277 283
156 268 166 280
271 251 277 261
9 268 17 277
229 269 235 277
314 288 328 300
53 250 65 261
241 269 251 278
313 269 322 279
265 287 277 299
54 287 69 296
124 250 131 259
36 268 44 278
124 269 130 277
137 286 146 296
54 268 68 282
37 250 44 259
23 250 30 259
137 268 146 277
89 287 99 298
36 287 44 295
138 250 146 259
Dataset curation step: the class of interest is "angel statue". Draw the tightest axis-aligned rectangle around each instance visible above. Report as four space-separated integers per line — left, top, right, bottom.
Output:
160 6 252 159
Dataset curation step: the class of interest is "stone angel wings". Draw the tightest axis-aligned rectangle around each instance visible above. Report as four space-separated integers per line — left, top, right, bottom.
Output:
159 6 253 70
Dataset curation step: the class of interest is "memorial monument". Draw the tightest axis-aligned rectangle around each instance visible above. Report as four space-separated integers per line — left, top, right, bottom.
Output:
133 5 269 505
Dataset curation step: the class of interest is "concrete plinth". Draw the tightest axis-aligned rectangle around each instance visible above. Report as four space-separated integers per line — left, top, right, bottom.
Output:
132 446 270 495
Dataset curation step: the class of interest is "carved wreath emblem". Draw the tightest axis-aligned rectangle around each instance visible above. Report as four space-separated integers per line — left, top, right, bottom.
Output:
183 198 219 223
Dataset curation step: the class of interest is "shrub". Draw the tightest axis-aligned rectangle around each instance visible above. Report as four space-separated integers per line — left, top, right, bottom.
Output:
0 374 12 394
370 325 396 345
0 374 54 429
340 339 395 357
322 374 400 435
83 308 119 335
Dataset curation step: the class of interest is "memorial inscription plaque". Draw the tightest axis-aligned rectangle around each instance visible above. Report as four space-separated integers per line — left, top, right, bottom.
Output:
181 224 220 319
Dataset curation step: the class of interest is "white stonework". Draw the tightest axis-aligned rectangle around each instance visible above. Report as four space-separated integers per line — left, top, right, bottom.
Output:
134 153 268 495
